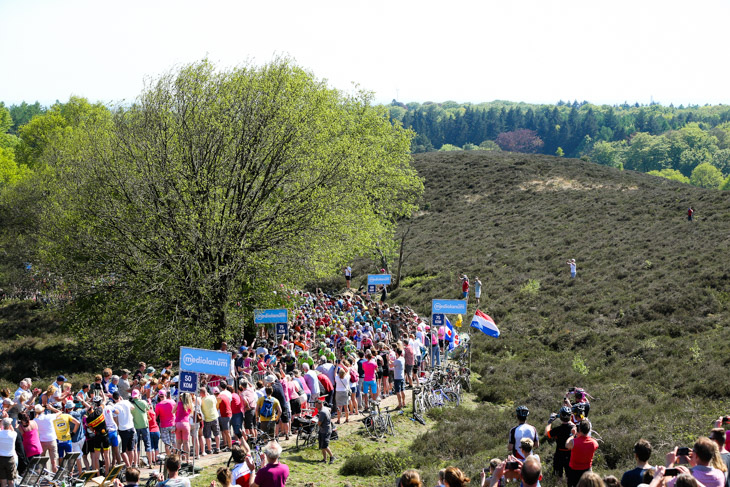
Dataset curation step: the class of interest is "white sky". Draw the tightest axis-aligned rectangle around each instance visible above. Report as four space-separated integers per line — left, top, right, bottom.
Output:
1 0 729 107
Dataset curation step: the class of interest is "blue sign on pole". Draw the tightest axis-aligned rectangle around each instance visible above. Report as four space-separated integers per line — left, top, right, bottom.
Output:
431 299 468 315
367 284 377 294
367 274 392 285
432 314 445 326
179 347 232 377
254 309 288 324
178 371 199 393
276 323 288 336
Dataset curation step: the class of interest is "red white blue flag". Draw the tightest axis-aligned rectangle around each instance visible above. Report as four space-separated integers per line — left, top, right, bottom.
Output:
470 309 500 338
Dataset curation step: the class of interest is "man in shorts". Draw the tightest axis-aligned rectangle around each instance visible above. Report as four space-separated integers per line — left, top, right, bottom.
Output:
112 392 136 467
316 396 336 464
87 397 111 473
392 348 406 410
200 387 220 455
361 350 378 410
53 402 80 460
103 397 122 466
0 418 17 486
156 391 177 455
256 386 281 437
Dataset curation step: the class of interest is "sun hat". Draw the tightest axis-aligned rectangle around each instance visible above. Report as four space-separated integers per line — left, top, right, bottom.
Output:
131 390 140 398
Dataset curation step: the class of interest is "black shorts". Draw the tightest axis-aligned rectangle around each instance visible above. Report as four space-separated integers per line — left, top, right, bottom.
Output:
318 429 331 449
279 411 291 424
290 399 301 415
119 429 135 453
405 364 413 375
90 433 110 452
244 410 255 429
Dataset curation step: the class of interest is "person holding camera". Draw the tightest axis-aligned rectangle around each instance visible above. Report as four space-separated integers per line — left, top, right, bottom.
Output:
664 438 726 487
482 455 542 487
566 419 599 487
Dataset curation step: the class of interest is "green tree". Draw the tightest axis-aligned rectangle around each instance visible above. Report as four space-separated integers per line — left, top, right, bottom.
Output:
591 140 624 169
555 147 564 157
439 144 462 151
37 59 423 360
647 168 690 184
689 162 724 189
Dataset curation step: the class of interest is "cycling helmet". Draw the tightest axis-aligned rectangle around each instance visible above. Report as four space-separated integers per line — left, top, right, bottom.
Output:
559 406 571 420
572 403 585 414
516 405 529 419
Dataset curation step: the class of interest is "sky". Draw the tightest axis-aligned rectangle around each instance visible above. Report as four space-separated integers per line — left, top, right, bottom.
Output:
2 0 730 108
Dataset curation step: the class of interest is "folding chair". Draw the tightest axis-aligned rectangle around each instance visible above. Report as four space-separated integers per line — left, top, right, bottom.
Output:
73 470 98 487
48 452 80 485
18 455 49 487
85 463 124 487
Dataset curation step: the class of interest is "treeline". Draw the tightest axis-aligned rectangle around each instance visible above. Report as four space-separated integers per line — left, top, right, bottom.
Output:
388 100 730 188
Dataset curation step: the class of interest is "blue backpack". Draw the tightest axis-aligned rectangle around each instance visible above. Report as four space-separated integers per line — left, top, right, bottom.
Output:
259 397 274 419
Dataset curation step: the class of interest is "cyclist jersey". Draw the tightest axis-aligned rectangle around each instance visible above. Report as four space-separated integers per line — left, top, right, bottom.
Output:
53 413 74 442
547 420 574 450
509 423 538 459
87 407 108 436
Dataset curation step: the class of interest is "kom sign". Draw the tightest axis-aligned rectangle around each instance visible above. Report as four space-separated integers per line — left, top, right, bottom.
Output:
179 347 231 377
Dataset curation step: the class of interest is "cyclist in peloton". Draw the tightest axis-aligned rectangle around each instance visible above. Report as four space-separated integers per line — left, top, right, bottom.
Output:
508 405 539 460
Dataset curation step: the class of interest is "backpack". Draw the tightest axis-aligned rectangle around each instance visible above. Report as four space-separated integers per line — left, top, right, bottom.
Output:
349 367 358 384
259 397 274 419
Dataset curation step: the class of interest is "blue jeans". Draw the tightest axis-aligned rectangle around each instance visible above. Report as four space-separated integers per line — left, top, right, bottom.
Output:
136 428 152 452
231 412 244 439
431 345 441 367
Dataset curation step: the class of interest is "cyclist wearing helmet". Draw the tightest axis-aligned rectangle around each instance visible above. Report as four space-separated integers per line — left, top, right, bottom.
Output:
545 406 575 479
571 403 587 426
508 406 539 460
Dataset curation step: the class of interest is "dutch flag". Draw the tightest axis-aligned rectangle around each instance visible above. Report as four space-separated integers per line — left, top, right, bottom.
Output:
470 309 500 338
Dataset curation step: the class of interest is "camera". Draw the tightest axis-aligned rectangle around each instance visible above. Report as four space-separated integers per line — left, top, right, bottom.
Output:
506 462 520 470
665 468 680 477
677 447 690 456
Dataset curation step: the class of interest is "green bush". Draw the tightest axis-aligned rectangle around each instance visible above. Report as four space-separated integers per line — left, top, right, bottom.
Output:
340 452 412 477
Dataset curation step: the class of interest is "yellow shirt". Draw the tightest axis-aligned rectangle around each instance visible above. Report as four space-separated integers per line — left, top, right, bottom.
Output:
201 395 219 422
53 413 74 442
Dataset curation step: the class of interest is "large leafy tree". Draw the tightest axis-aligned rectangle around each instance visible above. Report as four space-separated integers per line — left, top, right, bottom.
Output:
38 59 422 360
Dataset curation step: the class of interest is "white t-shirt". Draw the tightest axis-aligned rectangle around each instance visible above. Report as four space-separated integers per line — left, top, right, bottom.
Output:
0 430 17 457
334 374 351 392
393 357 405 381
36 412 58 442
232 461 251 484
104 405 118 432
509 423 539 459
114 401 135 430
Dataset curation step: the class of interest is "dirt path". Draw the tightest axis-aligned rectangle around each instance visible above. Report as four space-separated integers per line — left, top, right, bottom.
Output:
137 387 414 481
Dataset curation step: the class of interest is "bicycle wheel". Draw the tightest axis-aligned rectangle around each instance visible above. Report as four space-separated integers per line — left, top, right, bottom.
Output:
296 430 308 451
145 477 158 487
413 412 426 426
445 390 460 406
227 453 234 467
363 416 377 438
386 416 395 436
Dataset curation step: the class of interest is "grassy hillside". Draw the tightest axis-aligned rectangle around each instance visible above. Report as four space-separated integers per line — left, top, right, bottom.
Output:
374 151 730 484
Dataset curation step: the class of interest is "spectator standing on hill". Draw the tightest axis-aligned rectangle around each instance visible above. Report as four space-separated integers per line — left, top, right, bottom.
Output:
0 417 17 487
344 266 352 289
567 259 577 279
400 469 423 487
546 406 574 480
688 207 694 222
474 277 482 306
621 439 653 487
460 274 469 299
566 419 599 487
509 406 539 461
316 396 336 464
200 387 220 455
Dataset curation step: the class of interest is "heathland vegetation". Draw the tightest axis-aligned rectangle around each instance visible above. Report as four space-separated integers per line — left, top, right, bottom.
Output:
4 75 730 485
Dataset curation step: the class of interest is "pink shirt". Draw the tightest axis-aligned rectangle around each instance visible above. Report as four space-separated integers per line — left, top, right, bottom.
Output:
174 402 191 424
231 393 242 415
362 359 378 382
156 399 176 428
284 381 298 402
296 377 310 395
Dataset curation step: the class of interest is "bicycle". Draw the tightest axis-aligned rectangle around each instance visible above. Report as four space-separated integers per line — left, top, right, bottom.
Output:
227 430 273 469
294 415 319 451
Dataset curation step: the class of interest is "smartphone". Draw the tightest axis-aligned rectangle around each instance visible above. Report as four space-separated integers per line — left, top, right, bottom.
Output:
665 468 680 477
506 462 520 470
677 447 691 456
568 387 576 392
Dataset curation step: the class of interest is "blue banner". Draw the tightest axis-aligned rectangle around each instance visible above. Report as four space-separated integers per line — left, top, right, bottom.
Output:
179 347 231 377
276 323 288 335
367 284 377 294
367 274 392 285
431 299 467 315
254 308 289 324
432 313 445 326
178 371 199 393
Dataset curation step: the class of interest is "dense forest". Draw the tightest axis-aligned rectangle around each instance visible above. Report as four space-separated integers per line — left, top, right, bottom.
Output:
388 100 730 189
